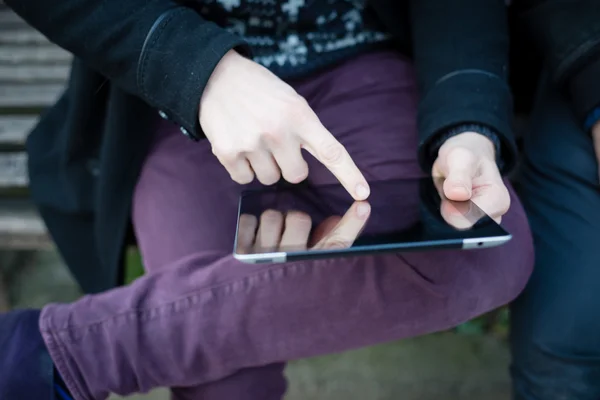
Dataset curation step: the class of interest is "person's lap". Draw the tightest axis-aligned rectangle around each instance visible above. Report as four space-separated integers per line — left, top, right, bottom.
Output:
511 75 600 400
132 51 533 399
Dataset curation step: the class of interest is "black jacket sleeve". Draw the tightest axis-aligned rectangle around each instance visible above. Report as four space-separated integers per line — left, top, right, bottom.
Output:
409 0 517 173
4 0 249 137
516 0 600 126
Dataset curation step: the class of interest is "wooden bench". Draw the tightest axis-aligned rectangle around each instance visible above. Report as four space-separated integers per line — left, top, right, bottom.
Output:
0 6 70 309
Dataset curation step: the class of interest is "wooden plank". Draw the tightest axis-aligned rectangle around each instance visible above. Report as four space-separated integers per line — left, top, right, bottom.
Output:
0 200 51 250
0 65 70 83
0 29 49 45
0 116 37 146
0 11 27 29
0 83 63 109
0 10 21 22
0 152 28 188
0 46 72 64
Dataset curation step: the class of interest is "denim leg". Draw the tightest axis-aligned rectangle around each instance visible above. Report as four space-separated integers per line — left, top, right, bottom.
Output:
512 76 600 400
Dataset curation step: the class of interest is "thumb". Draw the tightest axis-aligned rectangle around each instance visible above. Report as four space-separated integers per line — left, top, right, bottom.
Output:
442 147 477 201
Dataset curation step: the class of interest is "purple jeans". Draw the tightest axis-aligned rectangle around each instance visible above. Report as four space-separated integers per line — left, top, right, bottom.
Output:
39 51 534 400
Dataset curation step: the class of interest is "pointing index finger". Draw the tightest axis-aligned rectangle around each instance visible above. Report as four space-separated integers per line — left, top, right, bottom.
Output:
298 117 370 200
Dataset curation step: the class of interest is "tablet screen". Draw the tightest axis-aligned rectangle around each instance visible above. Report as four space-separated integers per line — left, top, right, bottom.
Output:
235 178 510 257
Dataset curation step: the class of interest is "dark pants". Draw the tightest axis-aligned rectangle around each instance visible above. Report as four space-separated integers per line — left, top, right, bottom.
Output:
511 75 600 399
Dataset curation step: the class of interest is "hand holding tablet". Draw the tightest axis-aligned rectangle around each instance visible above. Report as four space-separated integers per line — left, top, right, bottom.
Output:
234 178 511 264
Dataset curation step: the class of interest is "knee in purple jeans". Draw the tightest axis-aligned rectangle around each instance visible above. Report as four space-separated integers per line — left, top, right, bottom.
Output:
400 186 534 322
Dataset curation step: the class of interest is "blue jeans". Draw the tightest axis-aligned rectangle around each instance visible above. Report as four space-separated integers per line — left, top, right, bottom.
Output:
511 74 600 399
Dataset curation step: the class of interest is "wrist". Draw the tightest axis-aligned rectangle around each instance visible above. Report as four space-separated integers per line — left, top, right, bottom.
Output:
438 123 504 173
201 50 243 109
212 49 243 76
445 132 496 160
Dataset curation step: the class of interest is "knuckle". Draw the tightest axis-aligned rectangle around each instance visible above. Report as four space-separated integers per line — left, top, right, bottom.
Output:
323 236 349 249
450 146 475 160
318 142 345 165
443 144 466 158
239 136 262 153
260 130 285 147
212 143 238 163
287 94 309 110
284 95 311 122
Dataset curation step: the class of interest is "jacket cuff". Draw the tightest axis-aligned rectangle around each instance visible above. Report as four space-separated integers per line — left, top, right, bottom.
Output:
138 7 250 140
416 72 517 175
569 53 600 125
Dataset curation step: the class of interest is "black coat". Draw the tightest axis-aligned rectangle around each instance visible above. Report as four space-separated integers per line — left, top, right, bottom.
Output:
5 0 522 293
512 0 600 123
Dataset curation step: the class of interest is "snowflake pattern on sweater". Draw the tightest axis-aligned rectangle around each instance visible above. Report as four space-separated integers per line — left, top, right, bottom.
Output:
197 0 390 77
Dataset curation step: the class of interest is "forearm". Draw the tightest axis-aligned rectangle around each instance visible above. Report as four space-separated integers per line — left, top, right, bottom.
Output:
409 0 517 174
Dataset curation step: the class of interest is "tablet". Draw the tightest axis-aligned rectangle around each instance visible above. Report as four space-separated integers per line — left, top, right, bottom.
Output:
233 177 511 264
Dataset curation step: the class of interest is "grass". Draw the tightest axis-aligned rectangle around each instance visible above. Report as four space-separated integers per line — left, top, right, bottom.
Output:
124 247 145 285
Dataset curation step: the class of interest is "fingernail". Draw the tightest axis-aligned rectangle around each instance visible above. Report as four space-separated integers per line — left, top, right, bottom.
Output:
355 183 370 200
356 202 371 218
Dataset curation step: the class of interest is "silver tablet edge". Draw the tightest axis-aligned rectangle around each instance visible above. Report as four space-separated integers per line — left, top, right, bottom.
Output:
233 252 288 264
234 236 512 263
462 234 512 250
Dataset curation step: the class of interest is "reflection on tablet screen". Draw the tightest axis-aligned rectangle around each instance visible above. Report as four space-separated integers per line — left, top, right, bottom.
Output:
236 178 507 255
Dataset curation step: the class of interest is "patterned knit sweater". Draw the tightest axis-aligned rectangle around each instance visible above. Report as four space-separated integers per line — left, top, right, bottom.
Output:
196 0 391 78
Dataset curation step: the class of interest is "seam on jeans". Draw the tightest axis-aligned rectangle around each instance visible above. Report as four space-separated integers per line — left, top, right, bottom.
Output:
41 323 88 400
53 254 449 338
51 261 314 335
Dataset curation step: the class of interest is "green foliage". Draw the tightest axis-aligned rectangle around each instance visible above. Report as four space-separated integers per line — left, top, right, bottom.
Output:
124 246 145 285
455 308 510 339
455 318 486 335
